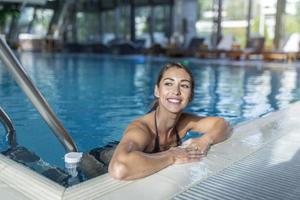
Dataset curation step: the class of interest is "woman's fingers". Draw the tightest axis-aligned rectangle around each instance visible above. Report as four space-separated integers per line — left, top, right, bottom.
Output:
181 137 212 156
171 146 206 164
181 138 194 147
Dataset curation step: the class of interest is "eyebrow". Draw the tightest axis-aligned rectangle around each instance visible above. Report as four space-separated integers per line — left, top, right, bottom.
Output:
162 77 191 83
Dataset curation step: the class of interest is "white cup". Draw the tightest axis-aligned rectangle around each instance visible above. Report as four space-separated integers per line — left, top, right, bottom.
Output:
64 152 82 177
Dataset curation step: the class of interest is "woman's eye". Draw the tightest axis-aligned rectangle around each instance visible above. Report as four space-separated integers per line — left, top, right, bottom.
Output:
164 82 172 86
181 84 190 89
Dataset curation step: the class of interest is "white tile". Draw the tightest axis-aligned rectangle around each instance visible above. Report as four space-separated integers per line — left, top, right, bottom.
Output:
99 174 179 200
157 162 209 188
0 156 65 200
0 183 31 200
157 155 232 190
65 173 179 200
0 154 11 170
63 174 131 200
208 137 261 163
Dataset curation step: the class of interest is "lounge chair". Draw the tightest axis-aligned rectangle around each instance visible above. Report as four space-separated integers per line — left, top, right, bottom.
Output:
64 43 110 53
225 37 265 60
107 38 144 55
18 33 45 52
110 41 141 55
143 43 166 56
44 36 63 52
195 34 236 59
166 37 205 57
262 33 300 62
226 37 265 60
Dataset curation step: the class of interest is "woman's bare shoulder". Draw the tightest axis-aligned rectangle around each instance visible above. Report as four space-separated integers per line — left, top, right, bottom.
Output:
178 112 204 125
177 113 205 134
117 114 155 151
178 112 227 134
124 113 154 140
180 112 205 119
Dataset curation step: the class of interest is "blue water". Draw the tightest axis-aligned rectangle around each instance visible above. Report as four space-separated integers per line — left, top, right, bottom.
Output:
1 53 300 169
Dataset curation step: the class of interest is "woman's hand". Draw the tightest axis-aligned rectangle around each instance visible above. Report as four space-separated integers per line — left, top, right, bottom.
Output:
168 146 205 164
181 136 212 156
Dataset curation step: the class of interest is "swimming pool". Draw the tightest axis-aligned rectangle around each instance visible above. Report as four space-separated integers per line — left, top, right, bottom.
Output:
1 53 300 177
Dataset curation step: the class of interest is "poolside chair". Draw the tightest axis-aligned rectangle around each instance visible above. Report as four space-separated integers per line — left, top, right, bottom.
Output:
18 33 45 52
64 43 111 53
225 36 265 60
196 34 236 59
107 38 147 55
143 43 166 55
109 41 142 55
165 37 205 57
262 33 300 62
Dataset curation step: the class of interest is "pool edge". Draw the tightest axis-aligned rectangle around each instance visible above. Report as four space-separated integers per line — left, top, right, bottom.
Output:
0 101 299 199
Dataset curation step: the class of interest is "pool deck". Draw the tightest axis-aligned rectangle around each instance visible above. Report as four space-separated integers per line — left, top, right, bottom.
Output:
0 99 300 199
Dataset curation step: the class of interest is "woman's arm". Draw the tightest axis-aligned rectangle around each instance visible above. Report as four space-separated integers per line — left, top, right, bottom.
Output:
181 114 232 154
108 125 203 180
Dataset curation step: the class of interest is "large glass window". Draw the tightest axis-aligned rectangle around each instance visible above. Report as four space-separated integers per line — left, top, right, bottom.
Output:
250 0 277 48
119 5 130 40
135 5 170 47
285 0 300 34
18 7 34 33
153 5 169 45
222 0 248 47
135 6 150 40
0 9 18 35
31 8 53 36
196 0 214 47
284 0 300 49
18 7 53 36
101 10 115 44
76 12 101 43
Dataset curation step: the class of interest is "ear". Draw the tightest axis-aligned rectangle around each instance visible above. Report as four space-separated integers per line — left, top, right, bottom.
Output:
154 85 159 98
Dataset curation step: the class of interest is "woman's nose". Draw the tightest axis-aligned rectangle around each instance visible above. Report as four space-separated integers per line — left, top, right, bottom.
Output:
172 85 181 95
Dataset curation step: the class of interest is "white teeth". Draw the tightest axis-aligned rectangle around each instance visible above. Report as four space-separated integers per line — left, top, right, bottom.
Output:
168 98 180 103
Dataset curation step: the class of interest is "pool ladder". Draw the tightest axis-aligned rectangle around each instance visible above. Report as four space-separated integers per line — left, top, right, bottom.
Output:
0 35 77 152
0 107 16 148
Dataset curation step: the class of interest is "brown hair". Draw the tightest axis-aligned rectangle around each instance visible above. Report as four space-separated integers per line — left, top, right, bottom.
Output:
149 62 195 111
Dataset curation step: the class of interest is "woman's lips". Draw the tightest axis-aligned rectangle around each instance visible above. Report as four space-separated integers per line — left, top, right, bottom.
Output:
167 98 182 104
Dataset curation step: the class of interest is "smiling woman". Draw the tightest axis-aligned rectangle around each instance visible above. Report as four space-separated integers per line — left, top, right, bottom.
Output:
107 63 231 180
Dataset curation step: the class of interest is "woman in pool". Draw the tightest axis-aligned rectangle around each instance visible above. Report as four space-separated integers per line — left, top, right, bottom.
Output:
108 63 231 180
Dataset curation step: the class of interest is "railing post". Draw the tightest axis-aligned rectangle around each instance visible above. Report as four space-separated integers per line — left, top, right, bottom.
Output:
0 36 77 152
0 106 16 148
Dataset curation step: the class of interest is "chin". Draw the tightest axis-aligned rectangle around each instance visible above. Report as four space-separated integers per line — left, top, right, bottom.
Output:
169 110 182 115
166 105 185 114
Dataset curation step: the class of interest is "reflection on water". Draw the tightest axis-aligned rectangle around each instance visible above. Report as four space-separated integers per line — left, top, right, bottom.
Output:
1 53 300 168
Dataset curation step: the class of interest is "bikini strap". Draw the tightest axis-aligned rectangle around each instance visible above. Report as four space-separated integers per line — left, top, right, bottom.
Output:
175 127 182 146
154 110 160 153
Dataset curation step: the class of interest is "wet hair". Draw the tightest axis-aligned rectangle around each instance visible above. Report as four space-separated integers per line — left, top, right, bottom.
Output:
149 62 195 111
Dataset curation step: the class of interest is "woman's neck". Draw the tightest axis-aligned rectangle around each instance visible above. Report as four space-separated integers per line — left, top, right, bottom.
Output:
155 106 181 137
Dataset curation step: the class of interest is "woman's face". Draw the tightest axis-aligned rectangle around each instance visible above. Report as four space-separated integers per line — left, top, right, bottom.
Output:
155 67 192 113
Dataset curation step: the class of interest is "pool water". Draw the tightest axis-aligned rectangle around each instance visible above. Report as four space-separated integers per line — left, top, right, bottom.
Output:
1 53 300 171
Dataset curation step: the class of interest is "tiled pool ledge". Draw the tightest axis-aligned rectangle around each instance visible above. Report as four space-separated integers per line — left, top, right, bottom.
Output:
1 101 300 200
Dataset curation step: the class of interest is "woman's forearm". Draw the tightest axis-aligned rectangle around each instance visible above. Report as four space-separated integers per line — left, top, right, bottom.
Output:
206 118 231 144
109 150 174 180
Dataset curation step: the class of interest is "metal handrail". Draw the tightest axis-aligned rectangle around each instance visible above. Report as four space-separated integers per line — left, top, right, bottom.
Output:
0 106 16 148
0 36 77 152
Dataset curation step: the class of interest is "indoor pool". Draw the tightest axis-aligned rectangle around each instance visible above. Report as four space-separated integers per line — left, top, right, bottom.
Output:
1 53 300 180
